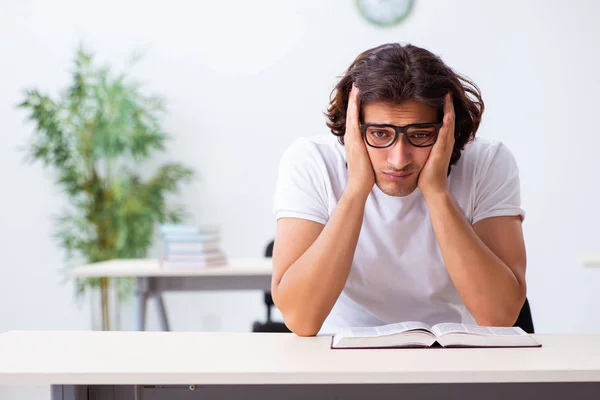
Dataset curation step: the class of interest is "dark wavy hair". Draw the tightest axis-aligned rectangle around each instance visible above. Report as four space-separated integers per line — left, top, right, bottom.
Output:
325 43 484 170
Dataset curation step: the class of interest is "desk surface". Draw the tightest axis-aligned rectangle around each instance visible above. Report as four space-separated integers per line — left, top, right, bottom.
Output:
1 331 599 385
68 258 273 278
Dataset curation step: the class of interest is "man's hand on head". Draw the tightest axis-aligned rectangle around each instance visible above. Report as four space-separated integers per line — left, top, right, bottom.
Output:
418 92 455 200
344 84 375 199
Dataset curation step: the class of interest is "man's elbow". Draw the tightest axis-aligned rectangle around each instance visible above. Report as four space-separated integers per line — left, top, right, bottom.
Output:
272 297 320 337
477 313 519 327
476 294 527 327
286 317 321 337
275 306 323 337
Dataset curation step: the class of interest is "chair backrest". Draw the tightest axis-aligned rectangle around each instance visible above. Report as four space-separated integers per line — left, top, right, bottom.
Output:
264 240 275 308
265 240 274 258
514 297 535 333
254 239 290 333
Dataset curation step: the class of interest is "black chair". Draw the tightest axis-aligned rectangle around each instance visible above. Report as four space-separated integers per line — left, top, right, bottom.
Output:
515 297 535 333
253 239 535 334
251 240 291 333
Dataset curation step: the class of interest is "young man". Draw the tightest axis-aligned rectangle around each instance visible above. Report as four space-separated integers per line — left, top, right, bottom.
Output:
271 43 527 336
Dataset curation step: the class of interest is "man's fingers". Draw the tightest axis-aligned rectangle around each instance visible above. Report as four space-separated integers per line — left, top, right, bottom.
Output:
346 84 358 124
441 92 455 148
346 84 361 141
443 92 455 123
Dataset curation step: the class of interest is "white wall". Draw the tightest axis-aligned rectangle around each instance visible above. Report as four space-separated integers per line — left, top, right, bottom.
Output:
1 0 600 398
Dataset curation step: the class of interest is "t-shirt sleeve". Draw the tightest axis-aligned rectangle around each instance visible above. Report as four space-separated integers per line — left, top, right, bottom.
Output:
272 138 329 225
472 142 525 224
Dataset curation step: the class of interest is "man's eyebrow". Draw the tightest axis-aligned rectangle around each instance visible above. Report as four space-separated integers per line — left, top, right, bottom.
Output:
362 121 438 126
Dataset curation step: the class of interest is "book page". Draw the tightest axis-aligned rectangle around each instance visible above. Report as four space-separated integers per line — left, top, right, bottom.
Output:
375 321 432 335
432 323 528 337
337 321 431 338
484 326 528 336
431 323 468 336
337 326 379 338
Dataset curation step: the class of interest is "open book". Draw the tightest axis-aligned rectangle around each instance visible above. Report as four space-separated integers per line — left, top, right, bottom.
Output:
330 321 541 349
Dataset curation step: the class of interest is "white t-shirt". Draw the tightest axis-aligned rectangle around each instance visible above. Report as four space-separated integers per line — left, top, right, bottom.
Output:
272 134 525 334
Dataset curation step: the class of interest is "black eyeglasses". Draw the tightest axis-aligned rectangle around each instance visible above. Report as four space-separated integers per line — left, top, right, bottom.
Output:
360 122 443 148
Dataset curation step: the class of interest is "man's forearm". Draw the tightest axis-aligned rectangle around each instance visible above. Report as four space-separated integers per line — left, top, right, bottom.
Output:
425 189 525 326
274 190 368 336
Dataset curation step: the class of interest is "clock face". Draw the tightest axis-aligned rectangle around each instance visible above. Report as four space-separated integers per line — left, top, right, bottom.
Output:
356 0 414 27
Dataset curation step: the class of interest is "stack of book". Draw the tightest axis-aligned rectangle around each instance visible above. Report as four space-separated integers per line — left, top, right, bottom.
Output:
158 224 227 268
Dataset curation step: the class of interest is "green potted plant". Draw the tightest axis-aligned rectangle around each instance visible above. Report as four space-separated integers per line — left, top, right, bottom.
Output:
18 45 194 330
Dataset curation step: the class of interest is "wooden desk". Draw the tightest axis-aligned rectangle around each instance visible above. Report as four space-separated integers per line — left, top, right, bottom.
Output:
68 258 273 331
1 331 599 400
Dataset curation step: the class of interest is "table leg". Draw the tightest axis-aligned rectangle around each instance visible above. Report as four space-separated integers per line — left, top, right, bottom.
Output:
51 385 88 400
155 291 171 331
135 278 149 332
51 385 140 400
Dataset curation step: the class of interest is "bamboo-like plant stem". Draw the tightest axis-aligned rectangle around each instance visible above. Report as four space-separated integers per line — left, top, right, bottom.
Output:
100 277 110 331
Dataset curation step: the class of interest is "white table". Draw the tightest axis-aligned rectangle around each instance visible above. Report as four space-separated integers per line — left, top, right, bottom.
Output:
68 258 273 331
583 257 600 268
1 331 599 400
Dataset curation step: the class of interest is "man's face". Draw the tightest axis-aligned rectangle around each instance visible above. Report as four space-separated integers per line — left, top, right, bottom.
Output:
362 100 439 197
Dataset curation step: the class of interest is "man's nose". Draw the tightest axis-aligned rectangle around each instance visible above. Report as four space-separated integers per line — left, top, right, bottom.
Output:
387 135 413 169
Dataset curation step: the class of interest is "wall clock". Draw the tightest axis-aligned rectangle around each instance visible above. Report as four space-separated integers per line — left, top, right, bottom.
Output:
356 0 414 27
